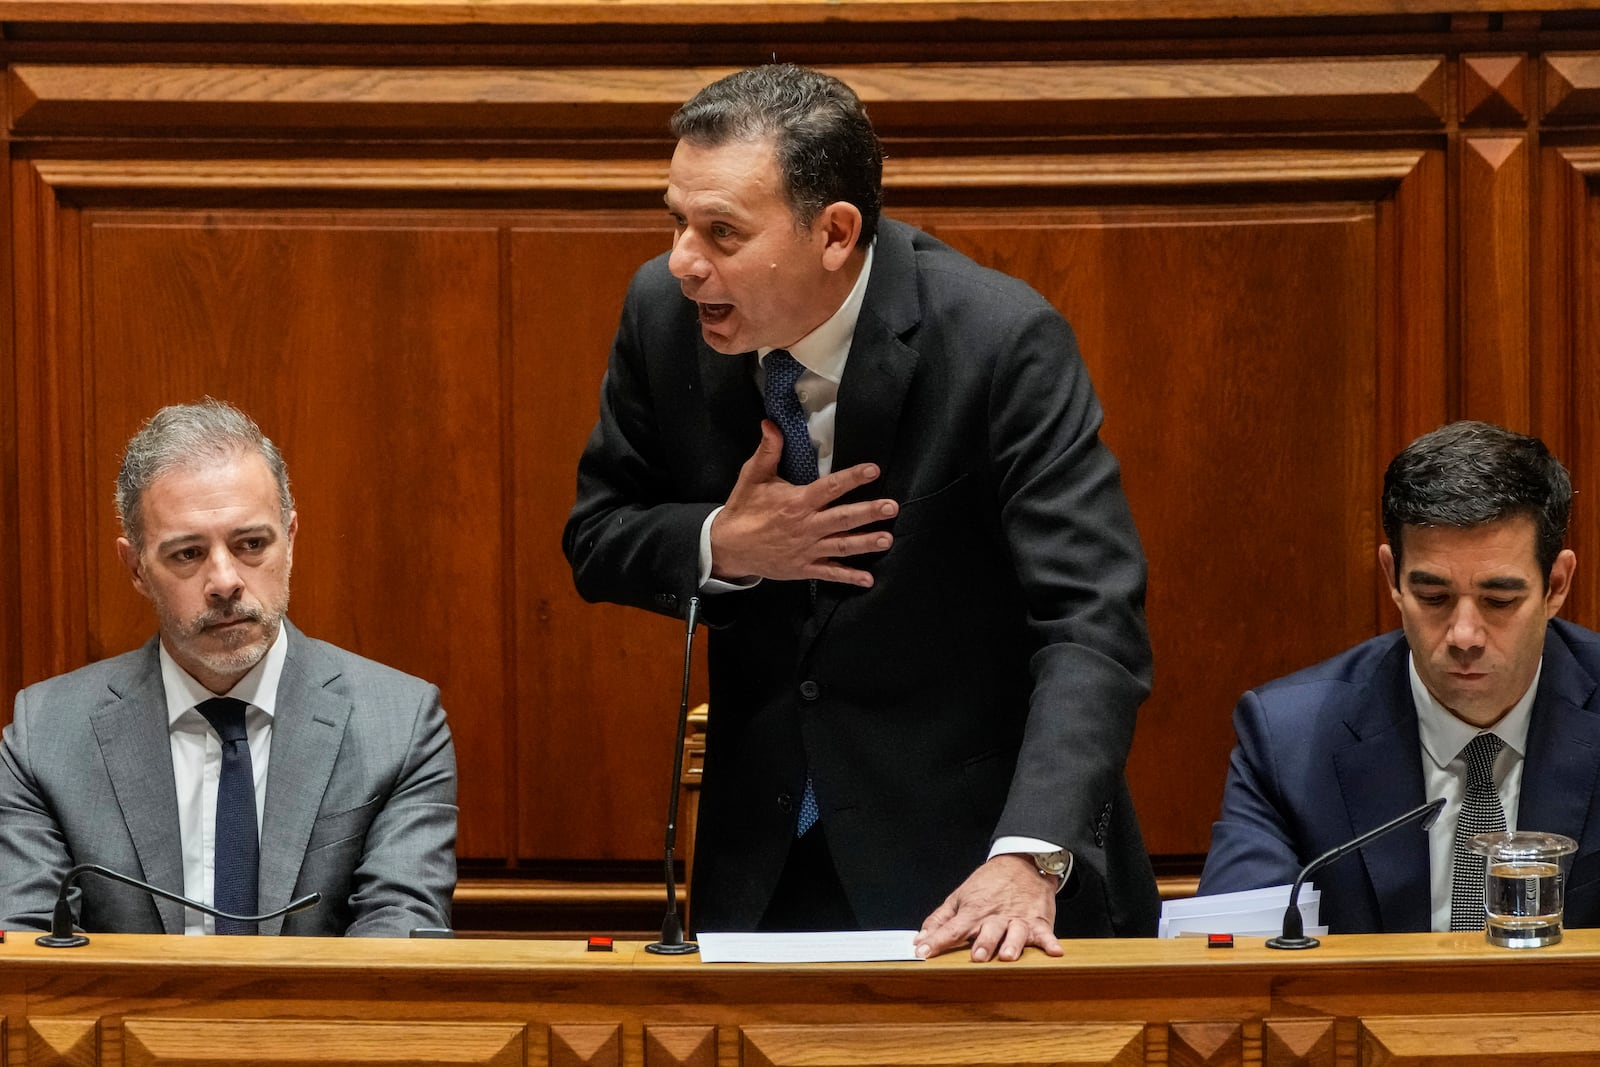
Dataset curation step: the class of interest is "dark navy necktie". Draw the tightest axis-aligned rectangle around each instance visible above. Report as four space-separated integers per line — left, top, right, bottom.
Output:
763 349 820 486
762 350 823 836
197 697 260 935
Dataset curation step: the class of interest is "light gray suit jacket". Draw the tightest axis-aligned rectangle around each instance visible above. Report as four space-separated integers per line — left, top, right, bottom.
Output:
0 620 457 935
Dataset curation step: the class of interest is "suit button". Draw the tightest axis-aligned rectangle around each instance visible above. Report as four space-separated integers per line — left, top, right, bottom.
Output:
799 680 821 701
777 792 794 813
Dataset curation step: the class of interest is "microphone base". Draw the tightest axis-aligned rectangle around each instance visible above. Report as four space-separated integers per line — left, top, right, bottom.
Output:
645 940 700 955
35 933 90 948
1265 934 1321 950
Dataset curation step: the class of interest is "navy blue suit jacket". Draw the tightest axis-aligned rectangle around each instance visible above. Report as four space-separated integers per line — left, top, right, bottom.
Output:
1198 618 1600 933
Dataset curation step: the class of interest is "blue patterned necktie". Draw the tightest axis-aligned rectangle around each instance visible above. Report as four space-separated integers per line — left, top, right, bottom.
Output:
197 697 260 935
762 349 822 836
1450 732 1507 931
763 349 819 486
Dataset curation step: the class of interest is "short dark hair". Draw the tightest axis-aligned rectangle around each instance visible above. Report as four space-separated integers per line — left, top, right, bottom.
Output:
1382 420 1572 582
670 63 884 247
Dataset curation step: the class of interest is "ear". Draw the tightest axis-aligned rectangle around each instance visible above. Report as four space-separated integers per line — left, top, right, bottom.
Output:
1544 548 1577 617
285 511 299 564
817 201 864 271
1378 543 1403 607
117 537 152 601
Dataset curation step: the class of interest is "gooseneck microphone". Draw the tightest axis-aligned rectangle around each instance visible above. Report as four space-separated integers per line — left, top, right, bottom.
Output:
1266 796 1445 950
36 863 322 947
647 595 702 956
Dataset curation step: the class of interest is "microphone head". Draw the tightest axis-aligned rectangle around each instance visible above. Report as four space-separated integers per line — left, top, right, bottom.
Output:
1420 796 1447 830
287 892 322 914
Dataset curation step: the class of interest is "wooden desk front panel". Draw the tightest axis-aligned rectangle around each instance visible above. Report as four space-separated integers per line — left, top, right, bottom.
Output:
4 932 1600 1066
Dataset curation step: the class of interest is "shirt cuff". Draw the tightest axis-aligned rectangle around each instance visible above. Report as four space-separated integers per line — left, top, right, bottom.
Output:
698 506 761 593
990 836 1073 893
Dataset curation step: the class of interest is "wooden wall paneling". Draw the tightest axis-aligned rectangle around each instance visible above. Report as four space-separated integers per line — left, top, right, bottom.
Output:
0 88 19 717
0 0 1595 27
1372 146 1449 636
896 148 1438 856
6 57 1446 143
76 206 512 859
12 148 521 857
1539 146 1599 626
1461 54 1528 127
508 219 712 865
1457 134 1531 429
10 158 89 691
1544 54 1600 125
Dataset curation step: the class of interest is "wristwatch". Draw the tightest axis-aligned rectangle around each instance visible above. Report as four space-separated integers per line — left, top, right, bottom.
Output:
1031 849 1071 891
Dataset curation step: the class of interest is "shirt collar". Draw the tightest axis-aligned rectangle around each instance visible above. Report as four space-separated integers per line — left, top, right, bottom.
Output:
759 240 875 383
161 622 289 727
1412 651 1540 770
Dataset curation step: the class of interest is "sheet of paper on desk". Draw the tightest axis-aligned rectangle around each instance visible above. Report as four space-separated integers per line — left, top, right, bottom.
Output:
1159 884 1324 938
697 930 921 963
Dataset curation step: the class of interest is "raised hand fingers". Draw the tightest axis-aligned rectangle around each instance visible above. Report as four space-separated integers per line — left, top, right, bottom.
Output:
808 460 885 506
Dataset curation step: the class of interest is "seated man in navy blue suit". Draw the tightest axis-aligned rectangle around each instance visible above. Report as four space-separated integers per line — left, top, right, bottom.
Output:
1199 421 1600 933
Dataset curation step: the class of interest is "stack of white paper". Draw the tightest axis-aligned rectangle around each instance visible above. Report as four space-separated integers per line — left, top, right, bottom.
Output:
1158 884 1327 938
696 929 920 963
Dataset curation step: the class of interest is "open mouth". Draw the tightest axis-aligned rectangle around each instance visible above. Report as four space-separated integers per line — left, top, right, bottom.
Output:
698 302 733 325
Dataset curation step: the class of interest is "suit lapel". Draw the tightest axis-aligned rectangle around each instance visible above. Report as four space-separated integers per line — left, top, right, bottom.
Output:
1331 638 1433 932
700 345 763 471
91 640 185 933
830 221 921 483
1517 626 1600 844
801 225 922 650
257 625 350 934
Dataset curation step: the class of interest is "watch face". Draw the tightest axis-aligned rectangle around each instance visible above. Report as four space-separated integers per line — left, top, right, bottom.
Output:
1033 851 1068 875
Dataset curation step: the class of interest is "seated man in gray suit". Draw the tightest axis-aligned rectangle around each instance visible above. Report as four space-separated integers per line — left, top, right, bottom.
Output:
0 400 457 935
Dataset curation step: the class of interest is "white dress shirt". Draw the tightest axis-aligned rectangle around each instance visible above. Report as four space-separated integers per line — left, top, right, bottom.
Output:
1411 653 1537 932
159 624 286 934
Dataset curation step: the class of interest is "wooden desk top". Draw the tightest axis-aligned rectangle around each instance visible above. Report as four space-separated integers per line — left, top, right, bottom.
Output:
3 925 1597 972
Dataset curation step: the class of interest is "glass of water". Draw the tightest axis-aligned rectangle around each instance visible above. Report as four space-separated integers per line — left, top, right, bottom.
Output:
1470 830 1578 947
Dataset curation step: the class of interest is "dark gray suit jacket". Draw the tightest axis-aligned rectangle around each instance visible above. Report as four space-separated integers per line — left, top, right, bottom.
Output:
1198 618 1600 933
565 218 1158 936
0 620 457 935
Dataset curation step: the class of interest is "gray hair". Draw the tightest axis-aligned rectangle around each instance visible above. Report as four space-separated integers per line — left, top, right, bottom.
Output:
116 399 293 550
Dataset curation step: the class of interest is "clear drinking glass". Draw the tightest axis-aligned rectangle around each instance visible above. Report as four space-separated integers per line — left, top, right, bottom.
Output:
1469 830 1578 947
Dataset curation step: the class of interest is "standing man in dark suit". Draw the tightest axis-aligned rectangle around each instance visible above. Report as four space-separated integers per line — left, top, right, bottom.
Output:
0 400 458 936
564 64 1158 960
1200 421 1600 933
